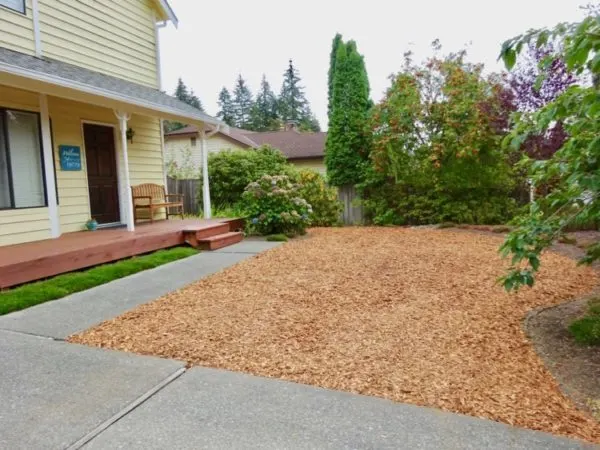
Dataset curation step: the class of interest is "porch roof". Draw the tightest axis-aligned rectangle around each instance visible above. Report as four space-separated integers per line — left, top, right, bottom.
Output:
0 47 220 127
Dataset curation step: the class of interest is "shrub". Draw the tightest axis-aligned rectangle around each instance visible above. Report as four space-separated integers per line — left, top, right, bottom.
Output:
242 175 312 236
266 234 288 242
569 299 600 346
296 169 342 226
199 145 291 208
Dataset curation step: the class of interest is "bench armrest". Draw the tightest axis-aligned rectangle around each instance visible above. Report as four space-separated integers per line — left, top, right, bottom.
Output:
165 194 184 201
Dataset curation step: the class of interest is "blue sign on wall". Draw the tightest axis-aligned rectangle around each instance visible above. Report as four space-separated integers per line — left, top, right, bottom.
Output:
59 145 82 171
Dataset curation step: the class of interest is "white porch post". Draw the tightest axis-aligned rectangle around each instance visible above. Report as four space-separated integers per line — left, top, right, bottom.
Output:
200 126 211 219
200 124 221 219
115 110 134 231
39 94 60 238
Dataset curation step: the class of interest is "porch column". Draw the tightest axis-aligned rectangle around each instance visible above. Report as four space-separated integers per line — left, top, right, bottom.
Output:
115 110 135 231
39 94 60 238
200 124 222 219
200 126 211 219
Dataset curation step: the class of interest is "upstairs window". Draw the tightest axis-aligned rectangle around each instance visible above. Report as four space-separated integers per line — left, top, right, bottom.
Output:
0 109 47 209
191 137 197 147
0 0 25 14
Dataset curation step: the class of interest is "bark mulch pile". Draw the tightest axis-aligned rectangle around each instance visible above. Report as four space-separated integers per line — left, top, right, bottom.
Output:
70 227 600 443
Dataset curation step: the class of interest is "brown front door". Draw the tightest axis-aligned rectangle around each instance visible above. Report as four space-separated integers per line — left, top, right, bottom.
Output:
84 124 120 224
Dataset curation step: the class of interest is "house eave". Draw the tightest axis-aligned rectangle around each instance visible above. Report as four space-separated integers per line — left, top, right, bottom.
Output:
0 61 220 127
155 0 178 27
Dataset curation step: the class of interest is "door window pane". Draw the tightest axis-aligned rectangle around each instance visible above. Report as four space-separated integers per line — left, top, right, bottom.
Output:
6 111 45 208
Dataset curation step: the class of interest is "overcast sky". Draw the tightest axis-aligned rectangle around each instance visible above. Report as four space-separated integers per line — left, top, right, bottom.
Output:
159 0 588 130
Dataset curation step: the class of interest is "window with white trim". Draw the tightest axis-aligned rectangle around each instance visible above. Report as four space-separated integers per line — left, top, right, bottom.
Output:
0 110 47 209
0 0 25 14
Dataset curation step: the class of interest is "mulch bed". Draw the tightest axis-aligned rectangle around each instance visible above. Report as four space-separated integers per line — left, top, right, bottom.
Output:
70 227 600 443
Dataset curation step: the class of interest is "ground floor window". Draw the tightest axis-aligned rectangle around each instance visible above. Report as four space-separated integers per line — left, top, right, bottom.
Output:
0 109 47 209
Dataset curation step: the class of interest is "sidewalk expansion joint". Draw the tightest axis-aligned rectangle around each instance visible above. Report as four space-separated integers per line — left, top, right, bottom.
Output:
65 367 187 450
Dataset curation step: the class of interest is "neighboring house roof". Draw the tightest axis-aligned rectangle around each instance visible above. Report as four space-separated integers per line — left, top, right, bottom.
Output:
0 47 221 127
244 130 326 160
165 125 326 160
165 125 257 148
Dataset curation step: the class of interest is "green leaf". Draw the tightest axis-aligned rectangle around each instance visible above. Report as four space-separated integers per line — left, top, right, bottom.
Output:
504 48 517 70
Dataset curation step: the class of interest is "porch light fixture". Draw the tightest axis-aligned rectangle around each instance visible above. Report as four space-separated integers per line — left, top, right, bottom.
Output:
126 127 135 143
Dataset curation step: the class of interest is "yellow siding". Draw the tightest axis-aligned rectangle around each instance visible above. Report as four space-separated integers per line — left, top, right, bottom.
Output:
0 208 51 246
0 0 35 55
39 0 159 88
164 134 246 174
290 158 327 175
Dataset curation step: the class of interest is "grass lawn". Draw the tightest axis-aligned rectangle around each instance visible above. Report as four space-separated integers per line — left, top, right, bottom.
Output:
71 228 600 443
0 246 197 316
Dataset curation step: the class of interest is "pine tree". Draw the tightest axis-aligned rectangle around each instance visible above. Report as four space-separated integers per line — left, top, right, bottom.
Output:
216 87 236 126
250 75 280 131
232 75 254 128
279 59 307 124
166 78 205 132
298 106 321 132
325 40 371 186
327 33 343 117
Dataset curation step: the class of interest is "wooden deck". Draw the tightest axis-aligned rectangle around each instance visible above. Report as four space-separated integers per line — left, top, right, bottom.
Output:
0 218 244 289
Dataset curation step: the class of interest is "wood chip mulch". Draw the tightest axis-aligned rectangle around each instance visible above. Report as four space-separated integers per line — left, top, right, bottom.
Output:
69 227 600 443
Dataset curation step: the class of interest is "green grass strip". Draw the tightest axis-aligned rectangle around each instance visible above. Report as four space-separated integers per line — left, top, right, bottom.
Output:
0 246 198 316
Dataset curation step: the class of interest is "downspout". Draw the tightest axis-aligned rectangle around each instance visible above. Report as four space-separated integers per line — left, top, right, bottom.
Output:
32 0 42 57
154 17 169 191
201 124 221 219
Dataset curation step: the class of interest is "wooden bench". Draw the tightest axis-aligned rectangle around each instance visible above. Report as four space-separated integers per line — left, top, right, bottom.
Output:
131 183 184 223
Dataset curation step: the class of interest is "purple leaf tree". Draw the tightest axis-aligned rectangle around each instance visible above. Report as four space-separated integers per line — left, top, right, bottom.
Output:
508 43 576 159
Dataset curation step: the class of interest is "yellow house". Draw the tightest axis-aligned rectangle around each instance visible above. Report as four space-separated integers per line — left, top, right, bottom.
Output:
0 0 225 247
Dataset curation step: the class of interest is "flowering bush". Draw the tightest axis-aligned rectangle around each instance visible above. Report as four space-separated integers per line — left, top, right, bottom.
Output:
242 175 312 236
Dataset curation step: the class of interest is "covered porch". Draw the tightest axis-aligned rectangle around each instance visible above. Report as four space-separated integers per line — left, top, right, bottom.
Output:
0 47 226 247
0 218 244 289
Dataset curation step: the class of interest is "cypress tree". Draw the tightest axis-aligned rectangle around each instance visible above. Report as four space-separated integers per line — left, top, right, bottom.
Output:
216 87 235 126
250 75 280 131
327 33 343 117
325 40 371 186
232 75 254 128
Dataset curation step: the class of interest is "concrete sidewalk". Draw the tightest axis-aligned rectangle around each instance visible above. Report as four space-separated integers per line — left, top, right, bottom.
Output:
0 240 595 449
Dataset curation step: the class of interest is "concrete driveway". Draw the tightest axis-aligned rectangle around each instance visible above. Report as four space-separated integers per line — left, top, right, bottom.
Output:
0 241 595 449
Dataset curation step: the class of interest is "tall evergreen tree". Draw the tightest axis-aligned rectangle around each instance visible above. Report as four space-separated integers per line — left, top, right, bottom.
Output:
216 87 236 126
327 33 343 117
232 75 254 128
279 59 308 124
325 40 371 186
174 77 204 111
165 78 205 132
279 60 320 131
250 75 280 131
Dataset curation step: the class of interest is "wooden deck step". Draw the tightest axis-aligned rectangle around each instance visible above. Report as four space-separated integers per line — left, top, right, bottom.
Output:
198 231 244 251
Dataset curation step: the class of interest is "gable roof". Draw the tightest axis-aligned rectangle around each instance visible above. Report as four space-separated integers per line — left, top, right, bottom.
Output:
165 126 326 160
0 47 221 127
165 125 257 148
244 130 326 160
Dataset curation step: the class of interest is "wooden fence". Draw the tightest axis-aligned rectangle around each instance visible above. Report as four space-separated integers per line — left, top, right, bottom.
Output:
167 177 200 215
338 185 364 225
167 177 364 225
